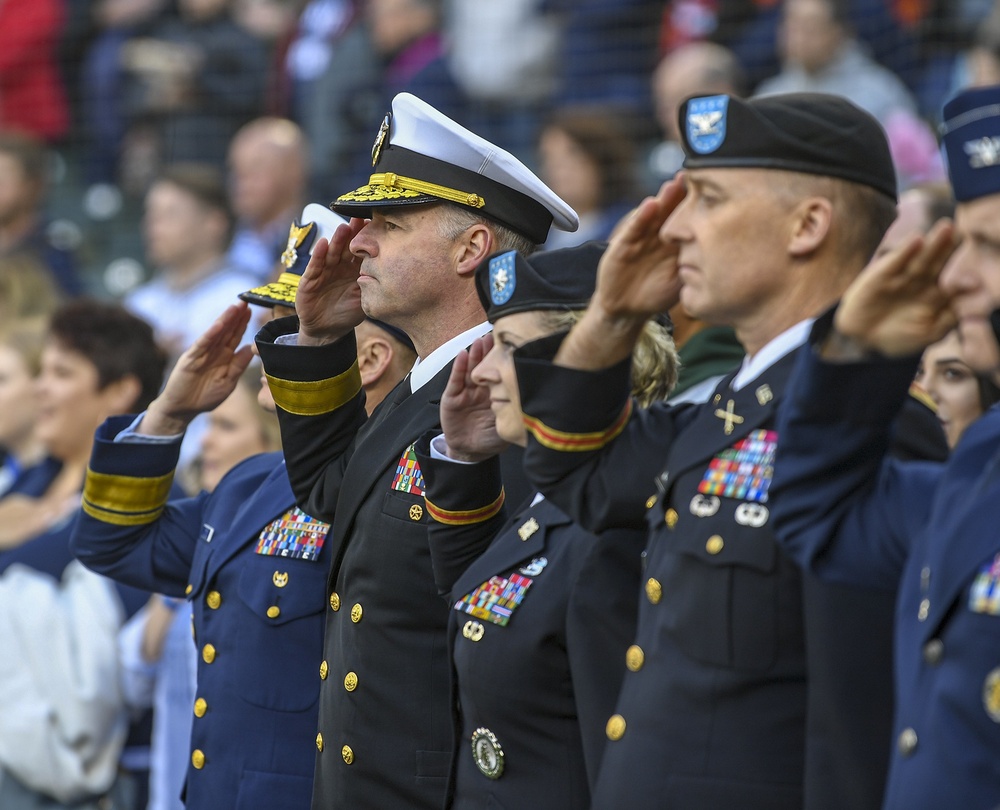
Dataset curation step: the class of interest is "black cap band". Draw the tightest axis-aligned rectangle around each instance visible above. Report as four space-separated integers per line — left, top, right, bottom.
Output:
333 146 554 244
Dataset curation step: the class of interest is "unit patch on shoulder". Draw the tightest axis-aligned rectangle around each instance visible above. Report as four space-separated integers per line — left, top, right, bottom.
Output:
256 507 329 560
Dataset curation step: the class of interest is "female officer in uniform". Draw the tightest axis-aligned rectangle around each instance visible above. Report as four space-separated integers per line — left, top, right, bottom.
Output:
415 244 677 809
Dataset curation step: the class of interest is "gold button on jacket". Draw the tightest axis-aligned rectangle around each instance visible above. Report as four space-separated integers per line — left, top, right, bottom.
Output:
202 644 216 664
330 592 341 611
193 698 207 717
192 749 206 769
606 714 627 741
645 578 662 604
206 590 221 609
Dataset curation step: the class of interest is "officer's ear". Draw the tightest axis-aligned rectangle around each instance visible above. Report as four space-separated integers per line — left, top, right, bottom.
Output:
453 222 493 278
787 197 834 257
357 332 394 388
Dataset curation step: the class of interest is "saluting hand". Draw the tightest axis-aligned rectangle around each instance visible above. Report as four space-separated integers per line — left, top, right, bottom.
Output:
140 303 255 436
440 334 508 462
832 220 961 358
594 174 686 320
295 218 367 346
554 177 686 371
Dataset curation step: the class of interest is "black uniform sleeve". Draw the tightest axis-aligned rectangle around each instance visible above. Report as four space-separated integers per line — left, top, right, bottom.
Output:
255 316 369 521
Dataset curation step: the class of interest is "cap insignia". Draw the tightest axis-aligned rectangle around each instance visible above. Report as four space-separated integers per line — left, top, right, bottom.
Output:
280 221 315 269
686 95 729 155
964 136 1000 169
489 251 516 306
371 113 391 167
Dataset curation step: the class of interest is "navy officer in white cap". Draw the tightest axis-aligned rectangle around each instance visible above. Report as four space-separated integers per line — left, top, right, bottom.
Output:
253 93 578 810
770 84 1000 808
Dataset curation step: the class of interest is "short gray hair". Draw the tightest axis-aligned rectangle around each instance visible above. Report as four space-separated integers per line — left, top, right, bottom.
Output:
434 204 538 257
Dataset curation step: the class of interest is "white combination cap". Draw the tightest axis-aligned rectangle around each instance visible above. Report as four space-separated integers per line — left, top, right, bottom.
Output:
332 93 579 244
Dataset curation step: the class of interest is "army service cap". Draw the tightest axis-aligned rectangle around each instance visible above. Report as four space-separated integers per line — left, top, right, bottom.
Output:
941 84 1000 202
679 92 897 201
239 203 348 309
475 243 606 322
333 93 579 245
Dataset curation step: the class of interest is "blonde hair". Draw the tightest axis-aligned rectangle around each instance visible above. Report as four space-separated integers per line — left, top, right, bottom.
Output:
544 310 679 407
0 254 62 322
0 317 50 377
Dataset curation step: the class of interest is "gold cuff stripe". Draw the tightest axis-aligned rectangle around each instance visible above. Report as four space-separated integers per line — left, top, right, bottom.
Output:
82 499 165 527
276 272 302 287
425 489 506 526
368 172 486 210
908 382 937 413
83 468 175 514
523 400 633 452
266 361 362 416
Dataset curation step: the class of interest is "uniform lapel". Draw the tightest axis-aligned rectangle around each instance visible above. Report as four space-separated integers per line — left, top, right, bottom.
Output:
451 499 571 599
204 457 299 578
921 418 1000 640
333 363 451 540
664 349 797 479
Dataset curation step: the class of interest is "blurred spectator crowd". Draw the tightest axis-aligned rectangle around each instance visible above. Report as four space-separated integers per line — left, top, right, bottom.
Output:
0 0 998 306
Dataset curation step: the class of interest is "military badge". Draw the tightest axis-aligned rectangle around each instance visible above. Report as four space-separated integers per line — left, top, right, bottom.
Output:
471 728 505 779
517 517 539 541
518 556 547 576
698 429 777 502
455 571 534 626
735 502 769 528
462 620 485 642
256 507 329 560
279 220 315 269
371 113 391 167
690 494 720 518
686 95 729 155
392 444 425 496
983 667 1000 722
969 553 1000 615
489 251 516 305
965 136 1000 169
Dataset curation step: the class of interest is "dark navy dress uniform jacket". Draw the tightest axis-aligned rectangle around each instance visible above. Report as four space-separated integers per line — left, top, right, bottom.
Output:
255 318 531 810
415 437 644 809
512 334 807 809
70 415 328 810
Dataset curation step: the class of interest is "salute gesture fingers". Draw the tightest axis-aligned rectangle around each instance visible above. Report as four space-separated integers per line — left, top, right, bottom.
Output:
833 220 962 358
140 303 255 436
594 175 686 321
295 218 367 345
440 334 508 462
556 177 686 371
